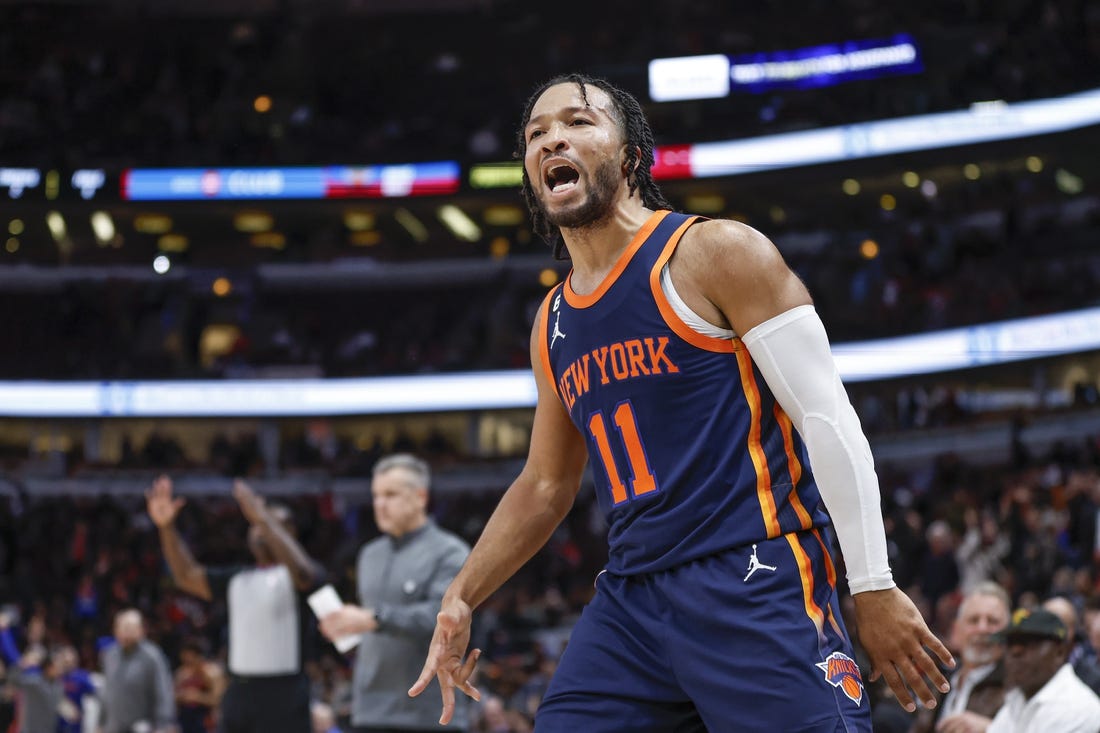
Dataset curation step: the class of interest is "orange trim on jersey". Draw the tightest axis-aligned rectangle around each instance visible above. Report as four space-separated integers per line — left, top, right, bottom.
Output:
812 529 838 590
563 210 670 309
786 533 826 635
812 529 844 636
736 349 781 539
774 403 813 531
537 286 563 406
649 218 738 354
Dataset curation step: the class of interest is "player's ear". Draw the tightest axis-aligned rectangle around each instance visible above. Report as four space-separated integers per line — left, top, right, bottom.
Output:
621 145 642 175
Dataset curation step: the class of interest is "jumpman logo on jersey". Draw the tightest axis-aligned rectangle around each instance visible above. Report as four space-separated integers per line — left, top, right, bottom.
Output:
550 311 566 349
744 544 777 581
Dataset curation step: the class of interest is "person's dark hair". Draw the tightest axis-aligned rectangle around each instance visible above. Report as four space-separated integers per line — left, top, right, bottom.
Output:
180 637 207 657
515 73 673 259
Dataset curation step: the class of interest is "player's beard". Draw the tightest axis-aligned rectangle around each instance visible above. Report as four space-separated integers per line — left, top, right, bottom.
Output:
541 157 620 231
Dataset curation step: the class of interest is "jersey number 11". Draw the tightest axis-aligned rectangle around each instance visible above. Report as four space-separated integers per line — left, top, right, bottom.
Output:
587 400 658 505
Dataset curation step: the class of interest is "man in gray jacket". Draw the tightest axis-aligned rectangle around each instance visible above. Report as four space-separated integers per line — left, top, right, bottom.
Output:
100 609 176 733
320 454 470 732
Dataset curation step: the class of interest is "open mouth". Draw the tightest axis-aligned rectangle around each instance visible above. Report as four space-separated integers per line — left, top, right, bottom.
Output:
545 163 580 193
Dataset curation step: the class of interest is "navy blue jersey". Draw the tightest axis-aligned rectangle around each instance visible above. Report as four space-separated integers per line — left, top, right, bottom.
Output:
539 210 831 576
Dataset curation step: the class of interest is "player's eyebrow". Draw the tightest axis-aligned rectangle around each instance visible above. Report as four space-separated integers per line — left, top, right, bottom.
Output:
526 106 596 128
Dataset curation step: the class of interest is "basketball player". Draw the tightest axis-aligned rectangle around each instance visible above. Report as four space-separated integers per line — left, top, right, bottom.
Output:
410 74 954 731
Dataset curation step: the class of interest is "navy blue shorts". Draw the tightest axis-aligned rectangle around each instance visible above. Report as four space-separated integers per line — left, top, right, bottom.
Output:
536 530 872 732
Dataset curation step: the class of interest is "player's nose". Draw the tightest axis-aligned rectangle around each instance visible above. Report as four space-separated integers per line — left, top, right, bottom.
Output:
539 124 569 153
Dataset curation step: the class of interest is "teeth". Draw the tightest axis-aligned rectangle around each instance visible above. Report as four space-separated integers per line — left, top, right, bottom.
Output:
552 180 577 193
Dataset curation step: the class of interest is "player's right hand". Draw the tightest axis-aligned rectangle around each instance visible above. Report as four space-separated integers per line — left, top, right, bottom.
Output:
408 598 481 725
145 474 185 528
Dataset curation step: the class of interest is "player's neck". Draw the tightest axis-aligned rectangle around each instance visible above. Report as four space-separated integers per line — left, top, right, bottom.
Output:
562 201 652 289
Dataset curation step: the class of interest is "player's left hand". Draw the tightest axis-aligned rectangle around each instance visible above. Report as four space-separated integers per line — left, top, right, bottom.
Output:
853 586 954 713
232 479 267 525
409 597 481 725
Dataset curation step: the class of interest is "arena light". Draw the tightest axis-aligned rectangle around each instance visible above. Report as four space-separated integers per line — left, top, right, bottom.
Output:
90 211 116 245
45 211 67 242
482 205 525 227
649 54 730 102
394 208 429 243
44 170 59 200
469 162 524 189
71 169 106 199
157 234 188 252
437 205 481 242
152 255 171 274
0 168 41 199
234 210 274 233
683 194 726 214
134 214 173 234
250 232 286 249
343 210 375 231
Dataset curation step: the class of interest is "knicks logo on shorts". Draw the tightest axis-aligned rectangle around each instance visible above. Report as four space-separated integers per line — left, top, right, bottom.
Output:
816 652 864 706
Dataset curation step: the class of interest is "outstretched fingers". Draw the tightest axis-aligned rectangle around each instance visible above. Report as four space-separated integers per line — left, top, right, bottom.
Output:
455 648 482 700
408 659 436 698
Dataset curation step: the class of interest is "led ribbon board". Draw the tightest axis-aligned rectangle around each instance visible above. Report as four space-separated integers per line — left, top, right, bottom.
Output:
649 35 922 102
121 163 461 200
2 307 1099 416
651 87 1100 179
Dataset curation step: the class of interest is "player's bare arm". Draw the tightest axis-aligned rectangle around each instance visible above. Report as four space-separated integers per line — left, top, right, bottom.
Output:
146 475 213 601
233 479 322 592
409 303 589 724
673 219 955 711
669 218 812 335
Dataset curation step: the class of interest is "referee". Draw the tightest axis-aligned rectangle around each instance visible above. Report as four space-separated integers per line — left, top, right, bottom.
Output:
147 476 325 733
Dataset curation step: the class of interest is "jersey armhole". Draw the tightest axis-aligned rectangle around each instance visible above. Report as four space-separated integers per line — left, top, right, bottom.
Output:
648 217 740 353
537 285 564 406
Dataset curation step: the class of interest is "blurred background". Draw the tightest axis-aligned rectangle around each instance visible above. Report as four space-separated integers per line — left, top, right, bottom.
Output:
0 0 1099 730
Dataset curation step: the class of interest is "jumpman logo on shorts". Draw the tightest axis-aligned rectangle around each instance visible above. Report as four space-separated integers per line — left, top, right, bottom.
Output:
744 544 777 581
550 311 566 349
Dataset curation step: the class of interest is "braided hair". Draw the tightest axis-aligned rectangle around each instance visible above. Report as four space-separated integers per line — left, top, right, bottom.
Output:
515 73 674 260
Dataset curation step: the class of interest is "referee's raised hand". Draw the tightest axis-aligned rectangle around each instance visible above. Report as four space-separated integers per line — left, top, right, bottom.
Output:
145 474 185 528
232 478 267 525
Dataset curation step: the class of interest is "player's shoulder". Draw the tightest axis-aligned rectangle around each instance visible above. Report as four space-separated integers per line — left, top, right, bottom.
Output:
681 217 777 258
678 217 784 281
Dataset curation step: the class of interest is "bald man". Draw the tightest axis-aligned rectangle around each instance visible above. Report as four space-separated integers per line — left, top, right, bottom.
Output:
100 609 176 733
1043 597 1100 693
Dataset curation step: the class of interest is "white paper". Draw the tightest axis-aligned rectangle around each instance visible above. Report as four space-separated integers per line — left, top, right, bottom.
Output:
308 585 360 653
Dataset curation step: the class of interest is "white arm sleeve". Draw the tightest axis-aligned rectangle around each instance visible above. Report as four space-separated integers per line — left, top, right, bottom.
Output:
741 304 895 594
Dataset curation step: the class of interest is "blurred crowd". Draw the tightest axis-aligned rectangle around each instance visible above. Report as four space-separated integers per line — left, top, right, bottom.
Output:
1 0 1098 167
1 182 1097 380
0 429 1098 730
